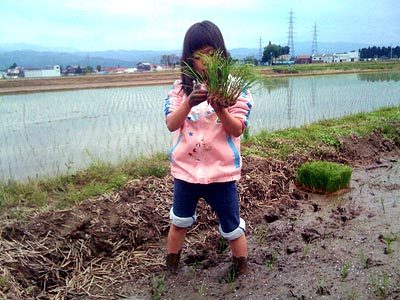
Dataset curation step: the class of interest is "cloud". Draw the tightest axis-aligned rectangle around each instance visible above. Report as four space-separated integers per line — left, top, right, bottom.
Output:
62 0 261 17
0 0 398 51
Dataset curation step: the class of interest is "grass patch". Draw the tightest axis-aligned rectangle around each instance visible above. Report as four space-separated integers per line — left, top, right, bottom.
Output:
358 250 368 269
340 261 351 280
151 275 165 300
0 274 9 291
296 161 352 193
266 252 277 271
216 236 229 254
0 153 169 218
369 272 390 299
243 105 400 159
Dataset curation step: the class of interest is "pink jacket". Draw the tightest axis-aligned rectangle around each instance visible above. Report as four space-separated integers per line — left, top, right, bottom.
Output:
164 80 254 184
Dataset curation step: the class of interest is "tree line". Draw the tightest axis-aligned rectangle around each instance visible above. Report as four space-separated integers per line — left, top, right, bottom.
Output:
261 42 290 63
159 42 290 67
93 43 400 71
359 46 400 59
160 54 180 68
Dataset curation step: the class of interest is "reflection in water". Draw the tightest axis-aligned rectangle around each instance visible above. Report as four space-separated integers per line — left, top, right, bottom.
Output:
250 72 400 136
286 80 293 127
310 76 316 107
259 77 289 93
357 72 400 82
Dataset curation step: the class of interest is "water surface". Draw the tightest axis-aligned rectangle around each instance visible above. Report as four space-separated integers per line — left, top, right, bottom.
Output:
1 72 399 181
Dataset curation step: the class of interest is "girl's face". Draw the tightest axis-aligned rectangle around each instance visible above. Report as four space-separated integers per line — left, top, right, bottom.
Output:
192 46 214 73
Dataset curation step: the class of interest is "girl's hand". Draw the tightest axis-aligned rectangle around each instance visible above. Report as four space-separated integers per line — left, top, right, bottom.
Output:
208 94 226 113
188 89 208 108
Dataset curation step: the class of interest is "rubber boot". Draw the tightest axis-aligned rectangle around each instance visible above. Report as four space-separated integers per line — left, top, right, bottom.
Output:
166 250 181 274
233 256 248 275
226 256 248 282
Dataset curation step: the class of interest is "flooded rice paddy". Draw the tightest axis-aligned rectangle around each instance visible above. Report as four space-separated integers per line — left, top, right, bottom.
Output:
0 72 399 181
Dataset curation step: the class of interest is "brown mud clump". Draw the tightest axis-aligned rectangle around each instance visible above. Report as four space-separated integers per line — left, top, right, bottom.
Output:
1 131 399 299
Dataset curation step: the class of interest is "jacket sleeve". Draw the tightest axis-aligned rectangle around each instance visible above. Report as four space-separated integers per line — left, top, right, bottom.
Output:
228 88 254 129
164 80 183 118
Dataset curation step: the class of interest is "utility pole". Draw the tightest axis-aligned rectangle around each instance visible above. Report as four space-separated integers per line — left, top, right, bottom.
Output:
258 36 263 65
287 9 295 59
312 22 318 56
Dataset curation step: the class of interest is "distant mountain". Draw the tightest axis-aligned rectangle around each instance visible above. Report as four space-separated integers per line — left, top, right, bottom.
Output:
0 41 383 70
229 48 259 59
0 43 78 53
82 49 181 63
0 50 133 70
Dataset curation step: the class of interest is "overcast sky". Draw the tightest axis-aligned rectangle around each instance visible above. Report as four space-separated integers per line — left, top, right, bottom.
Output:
1 0 399 51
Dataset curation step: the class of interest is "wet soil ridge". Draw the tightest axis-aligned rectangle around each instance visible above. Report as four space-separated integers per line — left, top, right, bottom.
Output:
0 71 180 95
0 132 399 299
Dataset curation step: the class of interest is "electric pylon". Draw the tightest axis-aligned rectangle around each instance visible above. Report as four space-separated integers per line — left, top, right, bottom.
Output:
287 9 295 59
258 36 263 65
312 22 318 55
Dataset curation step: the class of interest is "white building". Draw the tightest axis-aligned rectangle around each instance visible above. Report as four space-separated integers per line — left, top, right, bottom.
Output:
311 53 334 63
24 65 61 78
5 66 24 79
312 51 359 63
333 51 359 62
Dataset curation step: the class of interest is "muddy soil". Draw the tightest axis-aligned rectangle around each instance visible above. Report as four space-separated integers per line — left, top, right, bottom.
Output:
134 158 400 300
1 132 399 299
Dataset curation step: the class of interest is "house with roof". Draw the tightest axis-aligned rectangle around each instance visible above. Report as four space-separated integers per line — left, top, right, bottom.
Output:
333 51 359 62
295 55 312 64
62 65 82 76
311 53 334 63
5 66 24 79
312 51 359 63
136 62 152 71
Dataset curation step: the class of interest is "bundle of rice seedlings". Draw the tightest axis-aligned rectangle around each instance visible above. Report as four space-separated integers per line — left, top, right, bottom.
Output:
183 50 259 107
295 161 352 193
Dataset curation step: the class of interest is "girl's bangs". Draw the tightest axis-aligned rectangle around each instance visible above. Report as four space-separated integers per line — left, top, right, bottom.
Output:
188 30 215 54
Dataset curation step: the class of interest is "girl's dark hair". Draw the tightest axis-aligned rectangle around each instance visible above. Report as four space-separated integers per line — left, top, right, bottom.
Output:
180 20 228 96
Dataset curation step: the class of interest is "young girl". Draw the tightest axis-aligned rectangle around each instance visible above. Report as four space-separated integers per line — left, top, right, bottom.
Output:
164 20 253 277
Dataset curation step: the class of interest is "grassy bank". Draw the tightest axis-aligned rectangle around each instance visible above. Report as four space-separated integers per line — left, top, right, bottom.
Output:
243 106 399 158
0 106 399 221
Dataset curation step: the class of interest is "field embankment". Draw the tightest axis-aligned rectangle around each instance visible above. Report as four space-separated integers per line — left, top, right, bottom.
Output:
0 70 180 95
1 60 399 95
261 60 400 77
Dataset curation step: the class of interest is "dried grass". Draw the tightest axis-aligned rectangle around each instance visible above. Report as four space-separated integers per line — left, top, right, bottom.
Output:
0 156 307 299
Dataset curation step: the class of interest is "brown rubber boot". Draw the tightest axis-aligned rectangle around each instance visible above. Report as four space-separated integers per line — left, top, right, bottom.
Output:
166 251 181 274
226 256 248 282
233 256 248 275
